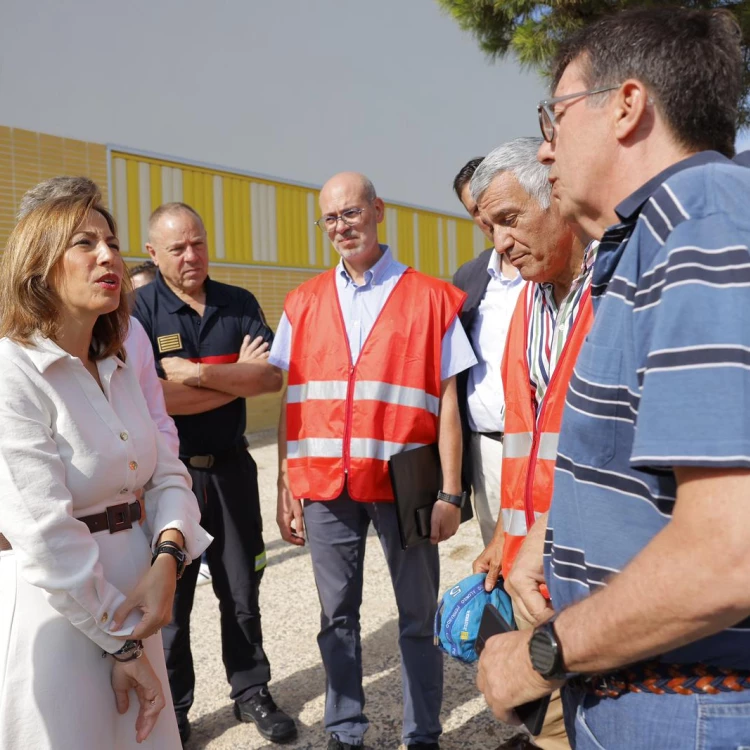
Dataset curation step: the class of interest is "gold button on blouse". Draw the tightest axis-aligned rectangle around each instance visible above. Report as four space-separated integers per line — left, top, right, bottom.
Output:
129 461 138 471
119 432 128 441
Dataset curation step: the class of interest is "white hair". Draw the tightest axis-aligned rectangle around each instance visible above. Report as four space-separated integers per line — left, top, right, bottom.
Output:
469 137 551 210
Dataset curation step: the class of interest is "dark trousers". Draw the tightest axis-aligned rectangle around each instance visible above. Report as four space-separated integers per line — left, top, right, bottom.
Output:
304 491 443 746
162 450 271 716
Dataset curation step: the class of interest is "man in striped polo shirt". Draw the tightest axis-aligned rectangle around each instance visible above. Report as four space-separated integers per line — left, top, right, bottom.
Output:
469 138 588 750
475 8 750 749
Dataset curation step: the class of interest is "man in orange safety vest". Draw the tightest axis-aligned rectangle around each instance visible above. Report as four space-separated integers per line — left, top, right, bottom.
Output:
470 139 594 750
269 172 477 750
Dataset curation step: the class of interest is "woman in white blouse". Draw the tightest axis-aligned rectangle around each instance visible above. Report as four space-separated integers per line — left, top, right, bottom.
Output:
0 196 211 749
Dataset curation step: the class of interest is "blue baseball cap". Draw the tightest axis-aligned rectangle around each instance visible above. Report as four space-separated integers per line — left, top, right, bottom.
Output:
434 572 515 664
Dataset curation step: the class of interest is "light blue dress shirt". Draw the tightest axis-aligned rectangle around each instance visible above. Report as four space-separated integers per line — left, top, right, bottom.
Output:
269 246 477 379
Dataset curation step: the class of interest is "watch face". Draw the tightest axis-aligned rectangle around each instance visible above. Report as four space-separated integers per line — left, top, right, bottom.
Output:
529 629 558 676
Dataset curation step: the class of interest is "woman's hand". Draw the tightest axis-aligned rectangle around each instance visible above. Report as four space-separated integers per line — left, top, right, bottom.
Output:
110 555 177 638
111 652 166 743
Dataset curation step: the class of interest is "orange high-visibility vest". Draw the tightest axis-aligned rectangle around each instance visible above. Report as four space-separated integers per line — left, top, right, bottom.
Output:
500 282 593 575
284 267 466 502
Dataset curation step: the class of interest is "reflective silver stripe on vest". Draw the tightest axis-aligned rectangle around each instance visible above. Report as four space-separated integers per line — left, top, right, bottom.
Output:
501 508 544 537
287 381 349 403
353 381 440 417
287 438 343 459
503 431 533 459
538 432 560 461
349 438 427 462
502 431 559 461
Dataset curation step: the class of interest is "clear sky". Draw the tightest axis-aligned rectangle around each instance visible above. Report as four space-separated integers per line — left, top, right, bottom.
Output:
0 0 548 214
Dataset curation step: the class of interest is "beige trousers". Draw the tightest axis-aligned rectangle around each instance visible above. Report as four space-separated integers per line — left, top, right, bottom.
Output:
513 607 571 750
469 432 504 546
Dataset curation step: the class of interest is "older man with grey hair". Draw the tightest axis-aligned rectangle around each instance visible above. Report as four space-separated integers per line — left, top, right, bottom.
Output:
451 158 523 547
468 137 591 750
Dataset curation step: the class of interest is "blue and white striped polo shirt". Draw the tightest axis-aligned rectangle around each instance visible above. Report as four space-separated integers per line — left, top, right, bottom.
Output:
545 151 750 669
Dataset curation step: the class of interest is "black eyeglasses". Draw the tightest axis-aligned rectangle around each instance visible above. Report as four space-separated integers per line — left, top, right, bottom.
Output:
314 207 366 231
537 85 622 142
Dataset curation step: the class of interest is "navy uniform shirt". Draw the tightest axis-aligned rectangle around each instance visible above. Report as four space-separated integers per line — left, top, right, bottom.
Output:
133 272 273 456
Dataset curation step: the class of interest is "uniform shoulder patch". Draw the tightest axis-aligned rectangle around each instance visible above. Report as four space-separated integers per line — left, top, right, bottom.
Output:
157 333 183 353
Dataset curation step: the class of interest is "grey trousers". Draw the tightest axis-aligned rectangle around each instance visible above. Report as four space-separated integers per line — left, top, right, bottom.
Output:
304 490 443 746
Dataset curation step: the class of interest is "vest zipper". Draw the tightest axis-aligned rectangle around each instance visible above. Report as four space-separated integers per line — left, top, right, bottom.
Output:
343 364 356 477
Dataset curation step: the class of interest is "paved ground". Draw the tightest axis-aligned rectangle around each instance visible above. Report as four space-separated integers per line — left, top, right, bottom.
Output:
185 433 517 749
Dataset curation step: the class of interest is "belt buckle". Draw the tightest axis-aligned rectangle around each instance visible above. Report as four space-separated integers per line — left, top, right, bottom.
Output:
189 454 215 469
106 502 133 534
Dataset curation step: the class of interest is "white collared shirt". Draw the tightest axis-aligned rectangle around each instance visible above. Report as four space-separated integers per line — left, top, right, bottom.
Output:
0 335 210 652
466 251 524 433
270 246 477 379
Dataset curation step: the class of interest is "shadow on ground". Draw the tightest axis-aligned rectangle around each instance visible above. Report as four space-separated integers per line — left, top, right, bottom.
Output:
187 618 513 750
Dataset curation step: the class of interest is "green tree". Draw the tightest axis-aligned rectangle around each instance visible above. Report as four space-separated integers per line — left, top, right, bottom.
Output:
436 0 750 125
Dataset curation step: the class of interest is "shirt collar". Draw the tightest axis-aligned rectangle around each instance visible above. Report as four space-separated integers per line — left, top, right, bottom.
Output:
155 271 222 312
538 240 598 308
23 334 126 373
487 250 522 286
337 244 394 287
615 151 731 222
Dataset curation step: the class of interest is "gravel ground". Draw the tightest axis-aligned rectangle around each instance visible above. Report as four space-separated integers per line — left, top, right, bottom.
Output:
184 433 517 749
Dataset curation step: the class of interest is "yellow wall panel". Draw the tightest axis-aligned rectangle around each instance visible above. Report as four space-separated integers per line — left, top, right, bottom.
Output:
455 221 474 268
395 206 415 268
107 147 475 277
418 213 439 278
126 158 141 256
200 173 216 261
241 179 252 264
149 164 162 212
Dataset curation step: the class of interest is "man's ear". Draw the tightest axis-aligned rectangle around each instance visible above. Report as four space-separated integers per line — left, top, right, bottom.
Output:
145 243 158 264
373 197 385 223
613 80 651 142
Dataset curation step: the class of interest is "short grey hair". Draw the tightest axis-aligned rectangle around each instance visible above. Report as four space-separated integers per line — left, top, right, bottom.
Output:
18 176 100 221
470 137 551 210
361 176 377 203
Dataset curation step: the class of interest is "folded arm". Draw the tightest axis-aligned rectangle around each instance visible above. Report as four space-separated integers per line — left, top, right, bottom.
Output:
160 379 236 415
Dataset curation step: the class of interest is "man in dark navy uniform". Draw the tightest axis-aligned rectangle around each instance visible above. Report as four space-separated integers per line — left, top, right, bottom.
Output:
133 202 296 745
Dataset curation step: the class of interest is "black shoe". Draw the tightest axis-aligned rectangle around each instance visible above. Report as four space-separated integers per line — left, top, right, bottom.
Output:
234 687 297 743
495 734 538 750
176 714 191 746
407 744 440 750
327 738 360 750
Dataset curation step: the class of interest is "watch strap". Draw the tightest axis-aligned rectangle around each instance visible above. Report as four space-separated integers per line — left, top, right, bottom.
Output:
110 639 144 662
436 490 468 508
529 620 567 681
151 541 186 579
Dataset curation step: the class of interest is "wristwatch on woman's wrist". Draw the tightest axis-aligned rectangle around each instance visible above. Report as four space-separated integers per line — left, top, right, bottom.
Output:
151 540 186 579
110 639 144 662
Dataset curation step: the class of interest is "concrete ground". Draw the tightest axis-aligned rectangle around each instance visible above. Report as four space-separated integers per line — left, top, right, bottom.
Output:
184 433 518 749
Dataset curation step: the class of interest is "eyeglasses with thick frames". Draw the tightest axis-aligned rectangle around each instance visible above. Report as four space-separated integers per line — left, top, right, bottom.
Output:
314 207 366 231
537 84 622 142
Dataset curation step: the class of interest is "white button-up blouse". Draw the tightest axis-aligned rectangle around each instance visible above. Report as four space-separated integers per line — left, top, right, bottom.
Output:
0 335 211 652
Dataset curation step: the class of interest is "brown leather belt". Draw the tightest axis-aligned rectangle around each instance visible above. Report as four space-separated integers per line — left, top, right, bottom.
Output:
0 500 141 551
